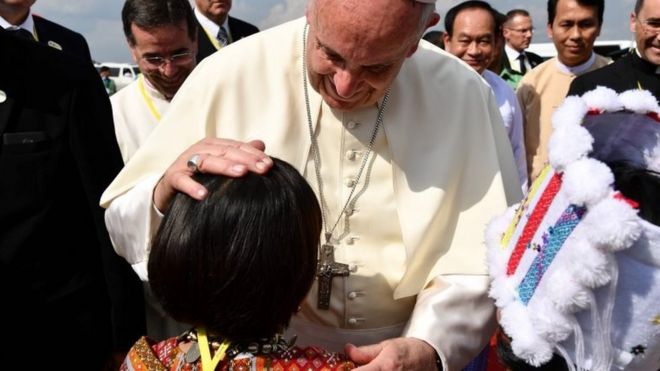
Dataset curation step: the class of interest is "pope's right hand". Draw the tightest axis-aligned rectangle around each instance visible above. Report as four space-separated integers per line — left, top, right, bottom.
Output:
153 138 272 212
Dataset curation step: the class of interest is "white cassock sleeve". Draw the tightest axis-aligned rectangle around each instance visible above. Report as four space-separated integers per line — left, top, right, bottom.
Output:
104 174 162 281
403 275 496 371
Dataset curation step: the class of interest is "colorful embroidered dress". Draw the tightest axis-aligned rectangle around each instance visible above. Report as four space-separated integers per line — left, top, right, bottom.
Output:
121 336 356 371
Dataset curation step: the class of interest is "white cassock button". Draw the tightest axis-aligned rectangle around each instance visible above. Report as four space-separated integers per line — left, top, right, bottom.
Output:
346 120 358 129
345 150 356 161
348 318 358 325
0 90 6 103
345 178 356 187
349 264 359 273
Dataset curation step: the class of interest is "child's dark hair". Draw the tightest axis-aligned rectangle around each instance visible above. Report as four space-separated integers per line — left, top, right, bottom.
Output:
148 158 321 342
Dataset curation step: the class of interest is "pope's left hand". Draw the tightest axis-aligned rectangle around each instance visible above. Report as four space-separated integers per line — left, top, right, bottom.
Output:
345 337 439 371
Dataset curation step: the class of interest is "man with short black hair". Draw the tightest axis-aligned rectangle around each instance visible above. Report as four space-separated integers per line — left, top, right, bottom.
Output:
568 0 660 98
517 0 610 182
444 0 527 189
112 0 198 163
193 0 258 62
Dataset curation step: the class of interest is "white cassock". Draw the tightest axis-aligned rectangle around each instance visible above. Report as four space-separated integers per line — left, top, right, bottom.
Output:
101 18 522 370
110 75 169 164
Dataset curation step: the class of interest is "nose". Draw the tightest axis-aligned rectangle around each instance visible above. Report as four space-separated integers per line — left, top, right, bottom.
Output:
467 41 481 56
568 25 581 40
332 68 362 98
159 60 178 77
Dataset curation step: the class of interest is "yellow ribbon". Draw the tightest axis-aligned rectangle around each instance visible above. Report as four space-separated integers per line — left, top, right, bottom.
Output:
198 327 231 371
138 74 161 122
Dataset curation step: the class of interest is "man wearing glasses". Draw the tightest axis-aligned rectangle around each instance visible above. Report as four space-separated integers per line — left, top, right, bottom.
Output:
110 0 197 341
111 0 198 164
569 0 660 98
502 10 544 80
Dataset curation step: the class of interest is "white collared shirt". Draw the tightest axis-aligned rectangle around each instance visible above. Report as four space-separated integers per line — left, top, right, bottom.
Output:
555 52 596 75
0 8 35 37
505 44 531 73
193 7 232 44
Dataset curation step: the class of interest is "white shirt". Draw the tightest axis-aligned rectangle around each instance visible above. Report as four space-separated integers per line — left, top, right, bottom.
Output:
194 7 232 45
483 69 528 189
555 52 597 75
505 44 531 73
0 8 35 37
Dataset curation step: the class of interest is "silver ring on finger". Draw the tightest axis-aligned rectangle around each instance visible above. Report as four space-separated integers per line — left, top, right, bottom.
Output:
187 154 201 173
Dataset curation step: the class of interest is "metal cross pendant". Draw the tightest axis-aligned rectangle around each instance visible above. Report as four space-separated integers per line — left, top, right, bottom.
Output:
316 242 350 309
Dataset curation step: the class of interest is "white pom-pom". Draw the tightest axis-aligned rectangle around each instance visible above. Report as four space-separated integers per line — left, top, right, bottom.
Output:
619 89 660 113
489 276 516 307
564 236 611 288
547 277 591 312
582 197 642 251
548 124 593 170
500 301 555 366
529 297 573 343
562 159 613 206
581 86 622 112
552 96 588 130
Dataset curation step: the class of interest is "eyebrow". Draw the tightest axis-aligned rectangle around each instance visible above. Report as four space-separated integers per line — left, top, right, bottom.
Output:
316 36 395 69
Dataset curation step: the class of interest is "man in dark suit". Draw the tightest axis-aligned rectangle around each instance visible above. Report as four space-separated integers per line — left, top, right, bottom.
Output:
0 0 91 61
568 0 659 98
0 29 145 369
193 0 259 62
501 9 544 87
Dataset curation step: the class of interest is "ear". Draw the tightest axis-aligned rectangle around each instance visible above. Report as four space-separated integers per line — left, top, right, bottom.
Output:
546 23 553 39
428 12 440 28
630 12 636 34
443 32 451 49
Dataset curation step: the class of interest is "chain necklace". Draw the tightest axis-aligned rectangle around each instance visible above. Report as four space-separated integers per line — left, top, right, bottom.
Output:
302 23 391 309
302 23 391 245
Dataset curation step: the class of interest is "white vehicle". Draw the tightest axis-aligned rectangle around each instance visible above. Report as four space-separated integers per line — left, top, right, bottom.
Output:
95 62 140 91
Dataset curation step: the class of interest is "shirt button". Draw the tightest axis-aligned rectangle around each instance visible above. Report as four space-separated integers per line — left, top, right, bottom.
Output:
349 264 359 273
348 318 358 325
348 291 358 300
345 150 356 161
346 120 359 129
345 178 356 187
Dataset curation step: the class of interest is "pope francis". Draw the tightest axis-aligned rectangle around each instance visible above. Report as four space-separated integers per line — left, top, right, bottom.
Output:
101 0 523 369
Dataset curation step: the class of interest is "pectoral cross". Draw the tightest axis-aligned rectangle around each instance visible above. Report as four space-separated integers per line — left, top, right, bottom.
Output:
316 240 350 309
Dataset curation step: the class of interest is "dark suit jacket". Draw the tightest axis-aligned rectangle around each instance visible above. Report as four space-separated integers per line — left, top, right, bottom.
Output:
0 30 144 368
33 14 92 62
568 51 660 98
196 15 259 62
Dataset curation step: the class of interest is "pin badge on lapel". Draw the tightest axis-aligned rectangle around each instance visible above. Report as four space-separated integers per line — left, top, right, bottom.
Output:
47 40 62 51
0 90 6 104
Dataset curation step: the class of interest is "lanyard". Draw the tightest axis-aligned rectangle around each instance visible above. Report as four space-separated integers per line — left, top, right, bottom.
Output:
138 74 161 122
198 327 231 371
203 26 222 51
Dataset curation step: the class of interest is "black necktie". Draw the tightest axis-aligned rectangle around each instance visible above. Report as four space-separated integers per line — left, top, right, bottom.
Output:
217 26 229 47
517 53 527 74
7 28 35 42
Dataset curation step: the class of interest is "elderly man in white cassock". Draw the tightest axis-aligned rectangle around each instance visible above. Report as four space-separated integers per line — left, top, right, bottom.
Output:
100 0 523 369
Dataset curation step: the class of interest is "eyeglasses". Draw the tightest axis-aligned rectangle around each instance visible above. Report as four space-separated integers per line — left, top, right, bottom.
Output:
142 51 194 67
506 27 534 35
636 16 660 34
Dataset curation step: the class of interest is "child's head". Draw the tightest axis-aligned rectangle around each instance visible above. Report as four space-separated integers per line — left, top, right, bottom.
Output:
148 158 321 342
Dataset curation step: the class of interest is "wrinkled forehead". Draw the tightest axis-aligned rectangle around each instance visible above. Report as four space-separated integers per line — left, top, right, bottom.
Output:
583 111 660 169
